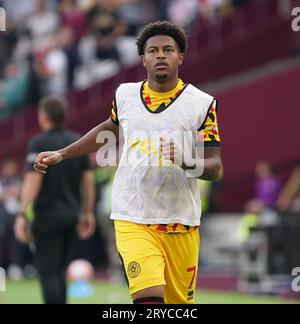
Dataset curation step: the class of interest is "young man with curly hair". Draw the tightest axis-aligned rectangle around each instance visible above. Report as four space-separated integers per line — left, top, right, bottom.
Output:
33 21 222 304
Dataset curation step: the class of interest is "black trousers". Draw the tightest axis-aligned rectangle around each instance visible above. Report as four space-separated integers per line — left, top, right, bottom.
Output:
32 213 77 304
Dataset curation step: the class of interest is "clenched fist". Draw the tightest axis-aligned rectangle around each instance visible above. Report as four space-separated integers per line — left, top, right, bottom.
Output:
34 151 64 174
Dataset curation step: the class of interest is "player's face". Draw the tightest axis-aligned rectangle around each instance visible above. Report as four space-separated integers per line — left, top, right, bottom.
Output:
142 35 184 83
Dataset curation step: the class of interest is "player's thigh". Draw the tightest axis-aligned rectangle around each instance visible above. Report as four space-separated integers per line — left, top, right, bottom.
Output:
114 220 166 296
164 230 200 304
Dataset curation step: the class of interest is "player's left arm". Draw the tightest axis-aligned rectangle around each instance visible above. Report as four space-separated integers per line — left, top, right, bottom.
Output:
199 146 222 181
161 142 222 181
195 98 223 181
161 98 223 181
161 142 223 181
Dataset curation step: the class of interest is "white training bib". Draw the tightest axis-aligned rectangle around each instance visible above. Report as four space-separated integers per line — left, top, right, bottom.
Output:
110 81 215 226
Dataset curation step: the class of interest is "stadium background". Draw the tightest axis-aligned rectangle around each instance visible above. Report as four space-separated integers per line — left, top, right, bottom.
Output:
0 0 300 304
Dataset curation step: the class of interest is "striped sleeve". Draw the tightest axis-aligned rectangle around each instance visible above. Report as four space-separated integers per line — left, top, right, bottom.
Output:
110 95 119 125
198 99 221 146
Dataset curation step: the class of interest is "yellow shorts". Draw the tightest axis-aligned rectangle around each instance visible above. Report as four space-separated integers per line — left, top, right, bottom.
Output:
114 220 200 304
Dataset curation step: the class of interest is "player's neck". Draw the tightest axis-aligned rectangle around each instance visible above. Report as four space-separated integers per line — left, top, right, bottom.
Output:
147 77 179 93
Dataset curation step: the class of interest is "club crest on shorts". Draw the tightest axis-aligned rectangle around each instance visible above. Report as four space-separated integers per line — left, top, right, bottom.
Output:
187 290 194 301
127 261 141 278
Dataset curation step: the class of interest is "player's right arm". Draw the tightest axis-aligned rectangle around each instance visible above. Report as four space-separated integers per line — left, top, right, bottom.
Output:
34 117 119 174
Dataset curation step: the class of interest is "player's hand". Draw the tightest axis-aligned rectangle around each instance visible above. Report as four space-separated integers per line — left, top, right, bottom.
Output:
33 151 63 174
77 213 96 240
160 137 196 170
14 215 30 244
160 137 177 166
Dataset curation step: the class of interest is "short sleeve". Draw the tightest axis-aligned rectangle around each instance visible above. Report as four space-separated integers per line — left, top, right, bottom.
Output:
198 99 221 146
111 95 119 125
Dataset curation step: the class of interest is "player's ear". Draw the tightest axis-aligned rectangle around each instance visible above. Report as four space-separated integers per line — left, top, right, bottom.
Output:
141 55 146 67
178 53 184 66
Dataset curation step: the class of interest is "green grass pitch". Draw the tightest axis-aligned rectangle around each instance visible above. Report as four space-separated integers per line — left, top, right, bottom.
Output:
0 279 299 304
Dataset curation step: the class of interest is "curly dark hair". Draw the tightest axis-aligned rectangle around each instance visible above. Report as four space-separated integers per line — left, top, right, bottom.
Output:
136 21 188 56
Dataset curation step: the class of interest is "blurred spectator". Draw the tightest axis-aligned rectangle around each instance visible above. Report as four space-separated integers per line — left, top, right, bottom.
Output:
277 164 300 213
238 197 279 243
0 0 253 119
26 0 59 52
255 161 281 210
37 36 68 95
240 160 286 241
13 29 34 71
238 199 262 242
14 97 95 304
59 0 88 42
0 62 28 118
59 27 81 90
0 158 21 229
166 0 199 31
87 0 127 62
0 17 19 73
117 0 144 37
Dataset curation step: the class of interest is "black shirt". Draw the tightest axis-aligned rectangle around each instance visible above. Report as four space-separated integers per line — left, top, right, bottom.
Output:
26 128 91 219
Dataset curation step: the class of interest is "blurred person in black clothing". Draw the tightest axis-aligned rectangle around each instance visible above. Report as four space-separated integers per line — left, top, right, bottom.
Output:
87 0 127 62
14 96 96 304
